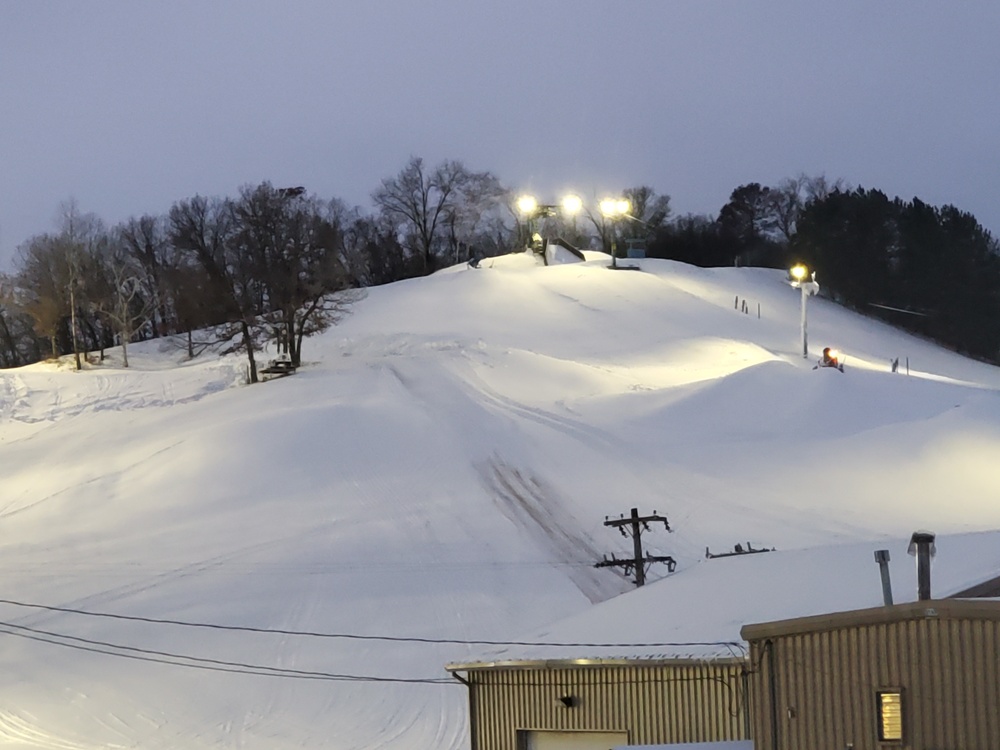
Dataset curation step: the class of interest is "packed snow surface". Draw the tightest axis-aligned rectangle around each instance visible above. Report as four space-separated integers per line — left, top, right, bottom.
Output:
1 253 999 749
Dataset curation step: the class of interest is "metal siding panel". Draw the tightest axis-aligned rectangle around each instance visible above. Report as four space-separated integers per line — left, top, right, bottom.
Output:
818 630 833 750
828 629 844 750
965 619 982 748
744 607 1000 750
775 638 791 750
832 628 845 750
966 619 982 746
841 628 869 748
927 616 945 747
904 618 922 747
853 626 882 750
643 666 657 743
468 662 748 750
810 630 825 750
646 666 660 743
954 618 970 750
753 650 762 746
788 634 803 750
986 621 1000 745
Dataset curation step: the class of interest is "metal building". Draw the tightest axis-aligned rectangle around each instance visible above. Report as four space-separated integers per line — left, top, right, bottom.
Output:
741 599 1000 750
446 530 1000 750
445 657 749 750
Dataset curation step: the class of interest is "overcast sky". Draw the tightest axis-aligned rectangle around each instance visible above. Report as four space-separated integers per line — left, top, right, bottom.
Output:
2 1 999 268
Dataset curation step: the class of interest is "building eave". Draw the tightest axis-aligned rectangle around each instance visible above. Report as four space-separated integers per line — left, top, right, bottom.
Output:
740 598 1000 642
445 654 747 673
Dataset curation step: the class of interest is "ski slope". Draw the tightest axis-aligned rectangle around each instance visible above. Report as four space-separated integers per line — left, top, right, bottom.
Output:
1 252 999 749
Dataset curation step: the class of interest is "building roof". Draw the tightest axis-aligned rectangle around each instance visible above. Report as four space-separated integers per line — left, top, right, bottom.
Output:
740 597 1000 641
447 529 1000 671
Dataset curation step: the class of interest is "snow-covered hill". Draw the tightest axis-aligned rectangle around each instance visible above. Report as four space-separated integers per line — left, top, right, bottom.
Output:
1 253 998 749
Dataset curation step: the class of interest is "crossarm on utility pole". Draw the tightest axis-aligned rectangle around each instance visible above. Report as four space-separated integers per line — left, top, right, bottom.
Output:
596 507 673 587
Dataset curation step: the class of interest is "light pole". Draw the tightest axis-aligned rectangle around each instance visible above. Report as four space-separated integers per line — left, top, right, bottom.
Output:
599 197 630 269
516 193 584 263
789 263 819 359
516 194 539 250
516 193 631 267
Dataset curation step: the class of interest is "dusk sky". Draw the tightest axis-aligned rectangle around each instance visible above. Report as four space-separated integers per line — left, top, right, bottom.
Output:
2 1 998 268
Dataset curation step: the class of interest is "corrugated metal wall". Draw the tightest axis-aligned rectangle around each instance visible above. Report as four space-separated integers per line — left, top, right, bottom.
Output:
747 616 1000 750
466 662 748 750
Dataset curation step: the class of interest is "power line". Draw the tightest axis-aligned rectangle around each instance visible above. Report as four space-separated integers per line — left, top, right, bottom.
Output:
0 620 452 685
0 597 742 651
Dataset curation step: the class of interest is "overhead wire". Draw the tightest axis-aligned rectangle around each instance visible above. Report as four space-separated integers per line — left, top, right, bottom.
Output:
0 620 453 685
0 597 745 651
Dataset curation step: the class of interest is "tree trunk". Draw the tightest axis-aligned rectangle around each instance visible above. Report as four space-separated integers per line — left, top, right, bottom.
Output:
241 319 258 383
285 318 299 367
0 316 19 367
70 293 81 371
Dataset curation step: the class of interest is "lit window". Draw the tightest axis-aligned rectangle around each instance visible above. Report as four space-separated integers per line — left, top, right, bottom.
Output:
877 690 903 741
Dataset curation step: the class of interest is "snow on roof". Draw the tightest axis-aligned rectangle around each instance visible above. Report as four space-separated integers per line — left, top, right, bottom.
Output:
449 529 1000 668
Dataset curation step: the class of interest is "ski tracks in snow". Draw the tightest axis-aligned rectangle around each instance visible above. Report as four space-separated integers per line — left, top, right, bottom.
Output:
0 374 30 424
367 341 633 605
477 456 627 604
0 709 122 750
0 363 241 426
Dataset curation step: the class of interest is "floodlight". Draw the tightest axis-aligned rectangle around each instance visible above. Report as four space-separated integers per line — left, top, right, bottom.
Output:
561 194 583 215
516 195 538 215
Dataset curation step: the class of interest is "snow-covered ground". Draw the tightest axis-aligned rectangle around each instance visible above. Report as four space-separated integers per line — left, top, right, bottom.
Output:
1 252 998 749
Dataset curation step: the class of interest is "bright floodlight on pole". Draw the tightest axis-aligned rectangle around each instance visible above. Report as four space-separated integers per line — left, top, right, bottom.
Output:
789 263 820 359
600 197 631 268
516 194 538 216
516 195 539 253
561 194 583 215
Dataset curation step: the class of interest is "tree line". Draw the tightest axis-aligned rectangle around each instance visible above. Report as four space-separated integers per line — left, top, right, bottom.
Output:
0 158 513 381
644 177 1000 363
2 160 998 375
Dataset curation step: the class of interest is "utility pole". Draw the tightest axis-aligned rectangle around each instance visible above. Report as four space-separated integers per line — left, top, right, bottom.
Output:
595 507 675 587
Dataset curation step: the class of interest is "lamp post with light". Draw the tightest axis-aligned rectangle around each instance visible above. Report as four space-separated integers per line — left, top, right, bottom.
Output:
516 193 585 262
599 197 631 269
516 193 632 267
789 263 820 358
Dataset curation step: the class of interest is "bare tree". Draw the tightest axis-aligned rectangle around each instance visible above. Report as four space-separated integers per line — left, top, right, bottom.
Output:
623 186 671 233
764 176 804 244
16 234 71 358
0 273 43 365
231 183 358 367
373 157 498 274
160 262 222 359
617 186 672 252
764 174 849 244
116 214 172 336
168 195 265 382
442 172 506 265
94 251 155 368
343 214 416 287
57 200 108 368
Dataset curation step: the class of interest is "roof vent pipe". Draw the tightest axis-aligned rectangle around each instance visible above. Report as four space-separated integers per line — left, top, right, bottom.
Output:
874 550 893 606
907 531 936 601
